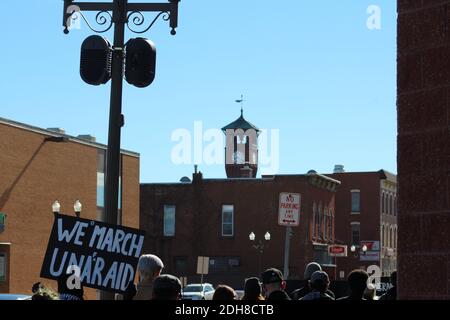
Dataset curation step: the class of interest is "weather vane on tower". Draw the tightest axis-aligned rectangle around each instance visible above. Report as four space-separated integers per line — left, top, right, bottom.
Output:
235 94 245 116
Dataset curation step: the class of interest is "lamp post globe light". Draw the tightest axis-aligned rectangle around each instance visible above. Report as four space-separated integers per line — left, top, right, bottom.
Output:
249 231 271 274
74 200 82 217
52 200 61 214
350 244 368 257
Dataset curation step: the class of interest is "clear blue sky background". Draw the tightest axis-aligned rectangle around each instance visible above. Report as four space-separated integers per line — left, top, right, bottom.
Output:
0 1 397 182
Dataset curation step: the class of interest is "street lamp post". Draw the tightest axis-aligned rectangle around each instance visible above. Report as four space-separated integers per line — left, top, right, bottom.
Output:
350 244 368 258
73 200 82 218
249 232 271 275
61 0 180 226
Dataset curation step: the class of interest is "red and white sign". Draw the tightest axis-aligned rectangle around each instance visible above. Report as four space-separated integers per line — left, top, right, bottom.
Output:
278 193 301 227
328 245 348 257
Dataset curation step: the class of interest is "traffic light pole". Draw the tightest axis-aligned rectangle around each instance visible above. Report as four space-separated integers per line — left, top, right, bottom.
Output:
104 0 126 228
62 0 180 300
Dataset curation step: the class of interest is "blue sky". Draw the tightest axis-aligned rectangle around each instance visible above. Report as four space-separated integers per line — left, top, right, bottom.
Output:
0 1 397 182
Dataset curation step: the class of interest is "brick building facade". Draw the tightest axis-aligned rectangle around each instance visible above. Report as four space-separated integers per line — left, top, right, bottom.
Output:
397 0 450 299
0 117 140 298
327 169 397 279
140 170 340 289
140 111 343 289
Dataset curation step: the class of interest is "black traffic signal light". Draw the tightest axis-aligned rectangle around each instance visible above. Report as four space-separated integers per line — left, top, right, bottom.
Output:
80 35 112 86
125 38 156 88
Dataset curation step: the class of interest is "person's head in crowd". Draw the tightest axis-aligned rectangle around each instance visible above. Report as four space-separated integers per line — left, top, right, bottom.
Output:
137 254 164 283
364 283 377 300
310 271 330 293
304 262 322 281
32 286 60 300
347 269 369 299
242 277 264 300
212 285 237 300
151 274 182 300
57 270 84 300
261 268 286 296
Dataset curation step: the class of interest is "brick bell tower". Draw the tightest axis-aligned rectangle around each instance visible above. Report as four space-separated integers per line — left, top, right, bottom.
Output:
221 104 260 178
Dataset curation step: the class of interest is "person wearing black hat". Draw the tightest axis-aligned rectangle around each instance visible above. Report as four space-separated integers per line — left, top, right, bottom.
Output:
261 268 291 300
152 274 182 300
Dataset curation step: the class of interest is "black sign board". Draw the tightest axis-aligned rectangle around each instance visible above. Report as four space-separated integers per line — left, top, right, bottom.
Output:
40 213 145 294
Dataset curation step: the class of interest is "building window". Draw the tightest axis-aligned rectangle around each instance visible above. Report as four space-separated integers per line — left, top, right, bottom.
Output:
222 205 234 237
0 253 6 282
351 190 360 213
394 197 397 216
209 256 240 274
384 194 388 215
163 205 176 236
393 227 397 249
381 224 385 248
323 207 328 240
329 209 334 240
351 222 360 245
381 192 385 214
317 203 322 239
312 202 317 239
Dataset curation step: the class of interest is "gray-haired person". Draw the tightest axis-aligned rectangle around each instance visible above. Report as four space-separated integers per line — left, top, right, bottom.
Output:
291 262 335 300
133 254 164 300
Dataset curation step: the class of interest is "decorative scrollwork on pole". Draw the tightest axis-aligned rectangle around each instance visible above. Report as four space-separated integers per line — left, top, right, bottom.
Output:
126 11 171 34
67 9 114 34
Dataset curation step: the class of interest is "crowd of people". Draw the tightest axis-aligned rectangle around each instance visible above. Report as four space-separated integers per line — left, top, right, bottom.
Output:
30 254 397 301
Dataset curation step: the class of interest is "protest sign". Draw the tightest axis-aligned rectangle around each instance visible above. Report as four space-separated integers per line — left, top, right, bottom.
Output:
40 213 145 294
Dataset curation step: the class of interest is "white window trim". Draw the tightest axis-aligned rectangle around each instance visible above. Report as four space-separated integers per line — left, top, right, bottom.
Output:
222 205 234 237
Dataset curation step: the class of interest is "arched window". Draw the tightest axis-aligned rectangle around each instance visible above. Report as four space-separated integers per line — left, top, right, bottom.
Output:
386 225 390 248
382 224 385 247
394 227 397 249
389 226 393 248
329 208 333 240
394 197 397 216
384 194 388 215
323 207 328 240
389 194 394 215
317 203 322 239
382 192 385 213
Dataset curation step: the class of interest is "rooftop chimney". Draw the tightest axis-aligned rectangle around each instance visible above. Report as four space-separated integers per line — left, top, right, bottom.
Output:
333 165 345 173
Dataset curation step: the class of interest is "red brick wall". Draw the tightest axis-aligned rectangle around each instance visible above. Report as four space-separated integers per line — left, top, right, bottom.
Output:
397 0 450 299
0 123 139 299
